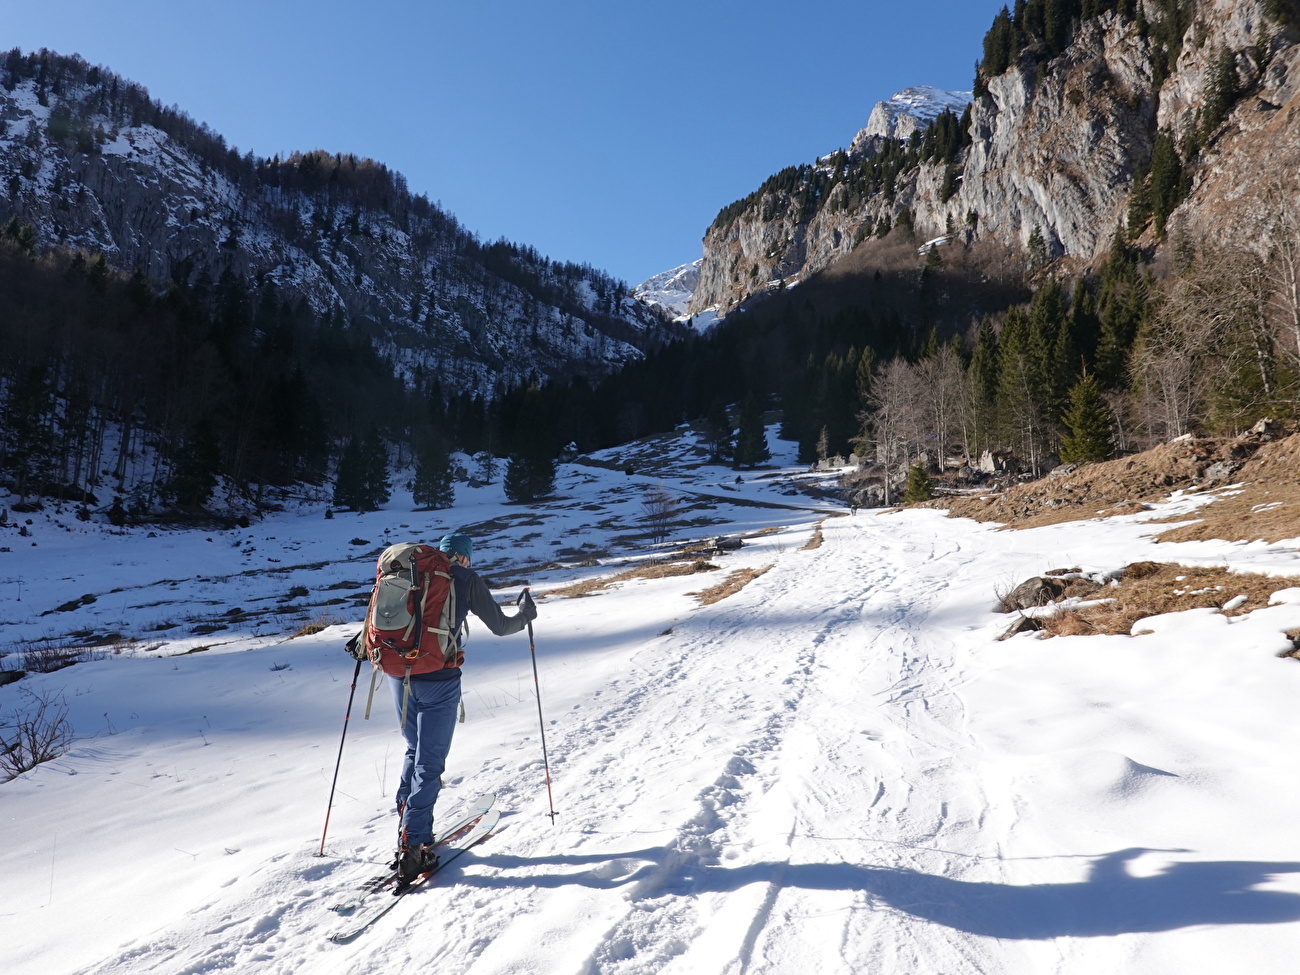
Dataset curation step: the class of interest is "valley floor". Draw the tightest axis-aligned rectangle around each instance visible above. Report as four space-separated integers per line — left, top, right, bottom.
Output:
4 434 1300 975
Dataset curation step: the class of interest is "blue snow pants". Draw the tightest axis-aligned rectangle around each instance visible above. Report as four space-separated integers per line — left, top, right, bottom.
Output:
390 672 461 847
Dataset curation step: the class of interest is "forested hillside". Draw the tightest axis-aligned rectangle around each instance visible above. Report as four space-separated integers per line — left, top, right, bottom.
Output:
0 48 680 518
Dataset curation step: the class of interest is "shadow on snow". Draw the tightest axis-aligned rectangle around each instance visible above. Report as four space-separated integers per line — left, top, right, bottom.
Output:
462 846 1300 939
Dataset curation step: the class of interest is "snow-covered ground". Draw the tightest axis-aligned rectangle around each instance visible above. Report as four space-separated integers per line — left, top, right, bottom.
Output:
4 426 1300 975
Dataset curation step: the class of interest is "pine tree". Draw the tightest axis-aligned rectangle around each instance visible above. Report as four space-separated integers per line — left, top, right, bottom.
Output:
412 435 454 509
502 388 557 502
1095 227 1146 389
165 422 222 510
332 437 367 510
733 393 771 468
902 463 934 504
333 429 390 511
360 429 391 509
702 396 733 463
1149 131 1186 238
1059 372 1115 463
474 449 499 485
0 361 56 502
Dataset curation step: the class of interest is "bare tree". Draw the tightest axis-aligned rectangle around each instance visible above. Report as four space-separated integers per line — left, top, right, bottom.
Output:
641 483 681 545
858 358 928 504
916 343 967 469
1266 184 1300 373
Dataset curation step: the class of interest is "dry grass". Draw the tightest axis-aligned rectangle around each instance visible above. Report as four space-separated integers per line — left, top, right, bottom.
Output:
292 611 346 638
931 428 1300 540
1151 434 1300 543
694 564 774 606
1036 562 1300 638
802 520 825 551
549 558 720 598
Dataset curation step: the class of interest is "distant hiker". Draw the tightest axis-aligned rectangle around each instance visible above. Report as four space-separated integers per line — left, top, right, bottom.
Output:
850 501 859 516
359 531 536 884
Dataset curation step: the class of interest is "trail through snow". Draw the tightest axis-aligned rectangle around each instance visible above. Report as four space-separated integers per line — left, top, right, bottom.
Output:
5 436 1300 974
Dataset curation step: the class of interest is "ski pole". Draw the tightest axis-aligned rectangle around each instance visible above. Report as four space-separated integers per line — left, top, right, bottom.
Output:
519 588 557 824
318 652 364 856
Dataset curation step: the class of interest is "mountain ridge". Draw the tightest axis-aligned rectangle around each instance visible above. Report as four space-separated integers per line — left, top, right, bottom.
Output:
688 0 1300 319
0 50 681 398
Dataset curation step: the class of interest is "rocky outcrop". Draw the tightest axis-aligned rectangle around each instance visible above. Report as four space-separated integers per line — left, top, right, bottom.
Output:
852 85 972 147
691 0 1300 318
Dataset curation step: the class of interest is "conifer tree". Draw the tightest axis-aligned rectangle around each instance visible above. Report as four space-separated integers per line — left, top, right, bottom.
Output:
503 388 557 502
902 463 934 504
1059 372 1115 463
360 429 391 509
733 393 771 468
333 429 390 510
702 396 733 463
412 435 454 509
1149 131 1186 238
165 421 222 509
332 437 366 510
1095 228 1146 389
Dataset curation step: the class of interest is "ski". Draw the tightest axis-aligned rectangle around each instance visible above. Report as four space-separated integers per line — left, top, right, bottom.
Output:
328 792 495 915
327 807 500 944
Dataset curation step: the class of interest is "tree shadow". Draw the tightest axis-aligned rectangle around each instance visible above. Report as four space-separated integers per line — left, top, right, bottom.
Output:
464 846 1300 938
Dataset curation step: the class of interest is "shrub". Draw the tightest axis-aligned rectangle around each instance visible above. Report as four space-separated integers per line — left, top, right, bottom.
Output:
0 688 74 781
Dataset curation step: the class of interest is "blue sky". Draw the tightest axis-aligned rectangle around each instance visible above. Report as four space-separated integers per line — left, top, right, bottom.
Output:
2 0 1008 286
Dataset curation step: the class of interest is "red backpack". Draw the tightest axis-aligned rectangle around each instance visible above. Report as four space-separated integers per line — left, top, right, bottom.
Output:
363 543 462 676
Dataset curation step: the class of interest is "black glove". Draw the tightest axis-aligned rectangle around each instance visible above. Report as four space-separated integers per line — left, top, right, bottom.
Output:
519 589 537 623
343 631 367 661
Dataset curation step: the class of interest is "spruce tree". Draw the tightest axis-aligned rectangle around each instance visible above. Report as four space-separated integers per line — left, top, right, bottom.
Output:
733 393 771 469
902 463 934 504
502 388 557 502
332 437 367 510
412 435 455 509
333 429 390 511
165 422 222 510
1059 372 1115 463
360 429 391 509
702 396 733 463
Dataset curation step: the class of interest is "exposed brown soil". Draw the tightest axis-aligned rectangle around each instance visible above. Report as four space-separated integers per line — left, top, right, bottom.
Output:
928 428 1300 543
1031 562 1300 638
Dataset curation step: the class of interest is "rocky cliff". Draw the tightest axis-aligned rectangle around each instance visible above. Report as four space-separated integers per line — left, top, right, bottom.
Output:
0 52 678 396
692 0 1300 318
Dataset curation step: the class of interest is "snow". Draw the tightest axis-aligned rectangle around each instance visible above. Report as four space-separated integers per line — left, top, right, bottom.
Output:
4 426 1300 974
633 260 702 324
861 85 973 140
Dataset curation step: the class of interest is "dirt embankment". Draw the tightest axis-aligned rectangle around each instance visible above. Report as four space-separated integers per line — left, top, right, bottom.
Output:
929 426 1300 543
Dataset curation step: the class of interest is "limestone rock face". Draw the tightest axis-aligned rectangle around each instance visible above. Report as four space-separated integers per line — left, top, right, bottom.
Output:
940 12 1157 263
691 1 1300 319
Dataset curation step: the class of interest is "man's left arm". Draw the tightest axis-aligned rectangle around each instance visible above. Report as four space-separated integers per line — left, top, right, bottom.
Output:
465 573 535 636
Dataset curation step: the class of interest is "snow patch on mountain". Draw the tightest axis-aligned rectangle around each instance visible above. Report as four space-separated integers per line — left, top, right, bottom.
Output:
634 259 701 320
850 84 972 152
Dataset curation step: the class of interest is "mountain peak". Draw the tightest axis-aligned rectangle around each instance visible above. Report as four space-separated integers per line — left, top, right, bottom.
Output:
852 85 972 150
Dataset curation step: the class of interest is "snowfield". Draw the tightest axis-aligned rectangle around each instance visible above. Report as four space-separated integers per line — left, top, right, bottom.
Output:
4 427 1300 975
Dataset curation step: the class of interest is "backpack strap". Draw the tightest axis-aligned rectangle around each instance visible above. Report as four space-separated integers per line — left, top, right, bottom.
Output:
363 665 380 720
399 665 413 729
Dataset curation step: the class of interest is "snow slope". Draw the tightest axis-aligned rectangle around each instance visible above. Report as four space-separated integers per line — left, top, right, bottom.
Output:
633 261 701 324
4 429 1300 975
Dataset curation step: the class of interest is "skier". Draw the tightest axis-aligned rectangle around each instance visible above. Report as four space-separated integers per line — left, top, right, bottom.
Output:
391 531 536 883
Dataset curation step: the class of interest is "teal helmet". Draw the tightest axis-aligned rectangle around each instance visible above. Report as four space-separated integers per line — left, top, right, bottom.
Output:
438 532 473 561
